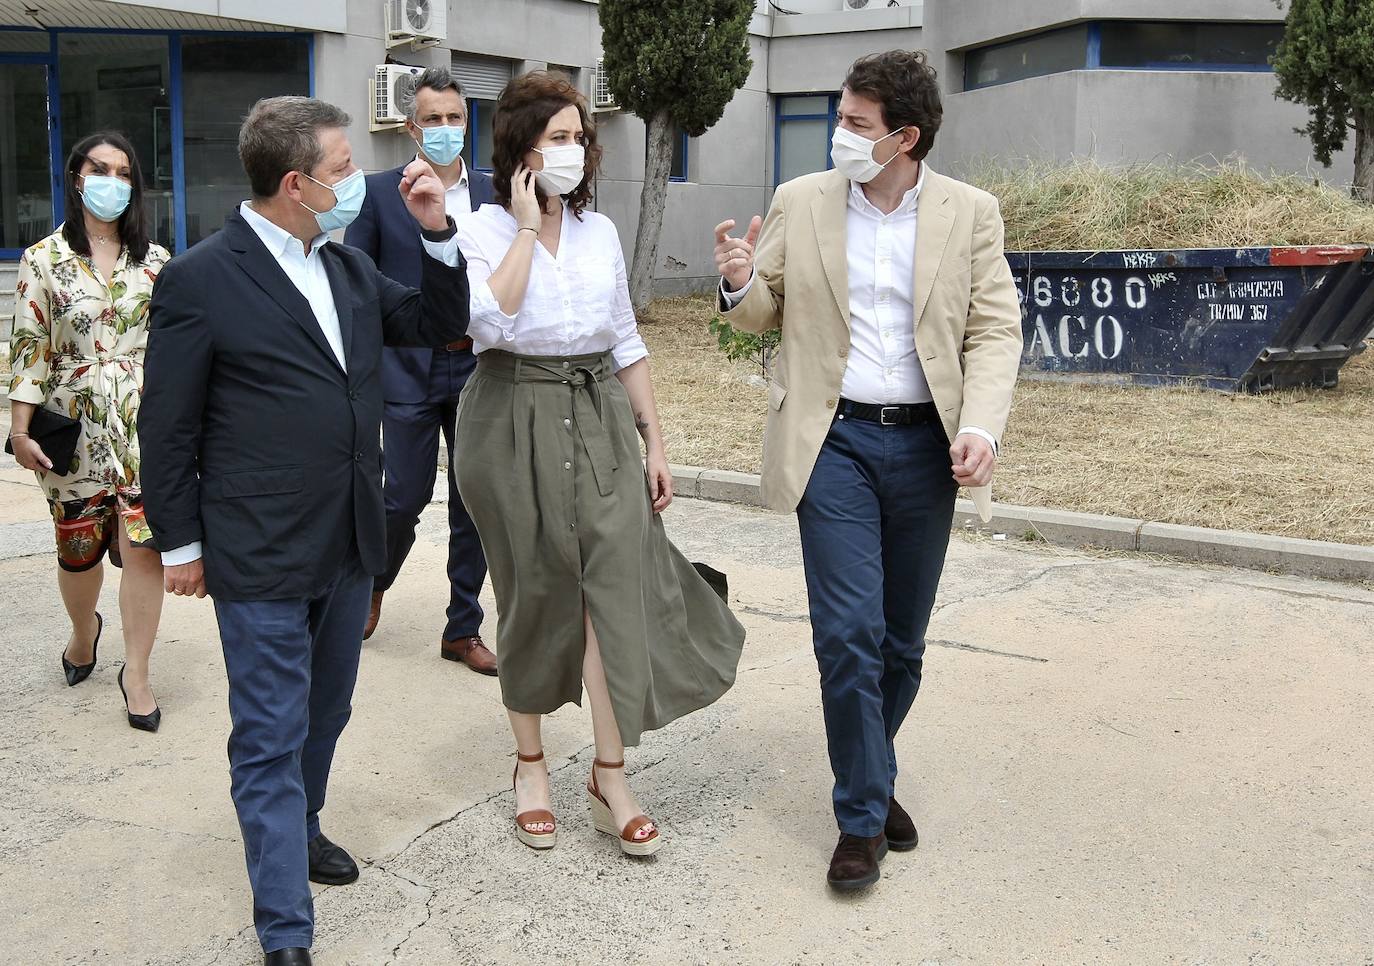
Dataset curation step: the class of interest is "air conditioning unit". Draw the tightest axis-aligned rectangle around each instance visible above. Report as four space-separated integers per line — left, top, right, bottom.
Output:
841 0 872 8
373 63 423 125
385 0 446 47
591 58 618 112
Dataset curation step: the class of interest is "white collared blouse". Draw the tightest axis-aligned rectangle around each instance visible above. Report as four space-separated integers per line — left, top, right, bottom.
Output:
454 203 648 371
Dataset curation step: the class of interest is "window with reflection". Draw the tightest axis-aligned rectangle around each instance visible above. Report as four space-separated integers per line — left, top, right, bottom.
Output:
181 34 310 246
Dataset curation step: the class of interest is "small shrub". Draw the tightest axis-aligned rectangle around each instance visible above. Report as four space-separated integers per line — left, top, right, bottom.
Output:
707 313 780 376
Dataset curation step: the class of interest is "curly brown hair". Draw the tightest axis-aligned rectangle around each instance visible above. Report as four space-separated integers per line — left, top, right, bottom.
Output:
491 70 602 218
843 50 942 162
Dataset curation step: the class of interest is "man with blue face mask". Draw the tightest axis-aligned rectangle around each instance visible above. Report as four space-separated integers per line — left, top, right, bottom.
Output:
712 51 1023 895
138 96 470 966
345 66 498 675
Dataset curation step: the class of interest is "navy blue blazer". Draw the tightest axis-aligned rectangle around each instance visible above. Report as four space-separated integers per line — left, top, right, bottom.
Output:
138 208 470 600
346 163 494 403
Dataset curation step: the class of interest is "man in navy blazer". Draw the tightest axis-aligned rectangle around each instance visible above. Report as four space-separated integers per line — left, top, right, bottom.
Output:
139 96 469 966
345 66 498 675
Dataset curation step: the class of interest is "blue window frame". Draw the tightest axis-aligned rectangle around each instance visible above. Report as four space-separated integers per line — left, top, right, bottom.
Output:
463 97 495 174
963 20 1283 92
0 26 313 260
773 93 838 187
670 126 689 182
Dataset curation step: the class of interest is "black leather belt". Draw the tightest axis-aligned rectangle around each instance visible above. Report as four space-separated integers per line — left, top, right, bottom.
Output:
837 398 938 426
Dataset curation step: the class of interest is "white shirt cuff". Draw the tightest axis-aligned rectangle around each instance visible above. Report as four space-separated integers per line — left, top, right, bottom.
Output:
719 272 755 308
956 426 999 455
421 233 462 267
610 334 649 372
161 542 203 566
467 281 518 343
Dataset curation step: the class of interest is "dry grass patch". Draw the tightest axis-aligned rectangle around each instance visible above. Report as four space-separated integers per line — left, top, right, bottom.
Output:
972 159 1374 251
644 296 767 474
643 297 1374 547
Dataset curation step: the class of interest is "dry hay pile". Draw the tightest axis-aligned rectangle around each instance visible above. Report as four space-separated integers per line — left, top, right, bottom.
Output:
972 159 1374 251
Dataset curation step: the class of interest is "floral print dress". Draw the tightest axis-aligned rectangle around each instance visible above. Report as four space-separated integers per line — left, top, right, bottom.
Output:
9 228 170 567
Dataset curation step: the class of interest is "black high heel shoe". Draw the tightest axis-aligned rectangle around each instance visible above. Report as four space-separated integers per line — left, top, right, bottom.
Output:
61 611 102 687
117 665 161 733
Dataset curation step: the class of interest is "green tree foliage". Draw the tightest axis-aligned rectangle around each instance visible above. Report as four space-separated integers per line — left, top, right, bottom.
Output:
1273 0 1374 199
599 0 754 312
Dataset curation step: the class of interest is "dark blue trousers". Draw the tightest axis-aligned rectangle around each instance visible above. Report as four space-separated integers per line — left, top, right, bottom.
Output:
213 552 372 953
377 349 486 640
796 414 958 837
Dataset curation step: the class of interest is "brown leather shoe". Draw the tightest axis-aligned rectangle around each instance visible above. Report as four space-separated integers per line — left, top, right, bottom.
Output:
441 635 498 676
362 591 384 641
886 797 918 851
826 832 888 893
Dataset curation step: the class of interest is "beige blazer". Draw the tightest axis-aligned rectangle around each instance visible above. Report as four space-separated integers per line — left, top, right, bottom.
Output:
723 167 1023 513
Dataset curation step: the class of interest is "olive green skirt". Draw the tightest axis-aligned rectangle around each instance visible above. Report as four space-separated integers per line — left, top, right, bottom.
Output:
454 349 746 746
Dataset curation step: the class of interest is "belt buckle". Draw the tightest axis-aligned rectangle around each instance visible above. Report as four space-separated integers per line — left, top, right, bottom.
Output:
879 406 902 426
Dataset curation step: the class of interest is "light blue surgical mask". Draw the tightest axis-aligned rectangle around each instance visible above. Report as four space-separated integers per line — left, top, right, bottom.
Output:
414 124 465 167
299 168 367 233
80 175 132 223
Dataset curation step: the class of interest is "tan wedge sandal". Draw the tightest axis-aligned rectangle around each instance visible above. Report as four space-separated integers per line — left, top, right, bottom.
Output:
513 750 557 850
587 758 661 857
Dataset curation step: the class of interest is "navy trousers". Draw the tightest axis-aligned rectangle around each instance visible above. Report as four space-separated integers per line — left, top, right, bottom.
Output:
377 349 486 641
213 552 372 953
796 413 958 837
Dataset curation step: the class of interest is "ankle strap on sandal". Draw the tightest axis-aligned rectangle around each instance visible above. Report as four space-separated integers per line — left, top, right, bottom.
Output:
592 757 624 770
517 750 545 763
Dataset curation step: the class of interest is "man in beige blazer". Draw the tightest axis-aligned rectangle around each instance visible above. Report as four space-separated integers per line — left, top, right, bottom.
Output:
713 50 1022 893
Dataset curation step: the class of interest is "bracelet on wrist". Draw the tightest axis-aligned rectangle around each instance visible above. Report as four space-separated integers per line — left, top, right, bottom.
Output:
9 433 29 440
518 226 539 235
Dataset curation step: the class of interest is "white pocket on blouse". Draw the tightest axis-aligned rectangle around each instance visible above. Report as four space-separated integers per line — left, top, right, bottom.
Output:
572 254 617 317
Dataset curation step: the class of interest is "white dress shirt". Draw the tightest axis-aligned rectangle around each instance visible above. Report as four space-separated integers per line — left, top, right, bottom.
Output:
241 200 347 369
722 167 998 451
456 203 648 371
161 199 463 567
841 173 928 406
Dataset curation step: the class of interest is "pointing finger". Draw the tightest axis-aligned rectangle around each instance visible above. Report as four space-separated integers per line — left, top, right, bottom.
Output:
744 215 762 247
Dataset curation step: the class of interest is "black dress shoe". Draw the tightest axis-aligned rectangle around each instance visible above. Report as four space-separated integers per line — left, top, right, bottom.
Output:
885 797 919 851
826 832 888 893
117 665 161 733
264 948 312 966
61 611 102 686
308 833 359 885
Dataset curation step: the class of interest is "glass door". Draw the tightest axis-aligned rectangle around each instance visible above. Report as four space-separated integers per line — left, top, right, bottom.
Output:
0 62 54 251
56 33 173 250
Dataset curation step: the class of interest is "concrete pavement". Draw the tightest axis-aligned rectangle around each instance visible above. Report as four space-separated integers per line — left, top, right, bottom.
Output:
0 449 1371 965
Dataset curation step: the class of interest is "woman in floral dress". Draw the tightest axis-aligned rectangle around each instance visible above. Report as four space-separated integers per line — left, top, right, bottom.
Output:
8 133 171 732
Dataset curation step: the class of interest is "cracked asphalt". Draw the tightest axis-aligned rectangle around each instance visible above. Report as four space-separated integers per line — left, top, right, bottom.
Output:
1 440 1372 965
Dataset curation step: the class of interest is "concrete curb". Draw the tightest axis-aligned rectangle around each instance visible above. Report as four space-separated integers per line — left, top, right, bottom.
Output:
670 463 1374 583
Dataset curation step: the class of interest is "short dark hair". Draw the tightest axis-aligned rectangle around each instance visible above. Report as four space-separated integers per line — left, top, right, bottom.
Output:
238 96 351 198
400 65 465 121
62 132 152 262
491 70 601 218
843 50 942 161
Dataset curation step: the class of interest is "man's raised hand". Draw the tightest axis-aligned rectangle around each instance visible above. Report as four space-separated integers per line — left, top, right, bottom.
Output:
714 216 762 293
399 157 448 232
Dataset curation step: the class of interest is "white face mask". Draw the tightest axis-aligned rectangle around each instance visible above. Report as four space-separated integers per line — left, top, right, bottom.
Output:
533 144 586 195
830 125 906 184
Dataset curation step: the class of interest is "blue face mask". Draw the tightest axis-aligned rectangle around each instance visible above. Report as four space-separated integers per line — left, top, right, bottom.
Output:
414 124 465 167
299 169 367 233
80 175 132 223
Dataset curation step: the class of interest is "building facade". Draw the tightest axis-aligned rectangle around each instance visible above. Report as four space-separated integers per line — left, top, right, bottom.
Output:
0 0 1348 297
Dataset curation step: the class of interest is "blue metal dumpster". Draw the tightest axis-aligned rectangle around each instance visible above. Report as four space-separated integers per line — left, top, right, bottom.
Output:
1008 245 1374 391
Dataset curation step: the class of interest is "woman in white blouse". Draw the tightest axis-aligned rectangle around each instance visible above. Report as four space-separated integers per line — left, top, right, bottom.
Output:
454 72 744 857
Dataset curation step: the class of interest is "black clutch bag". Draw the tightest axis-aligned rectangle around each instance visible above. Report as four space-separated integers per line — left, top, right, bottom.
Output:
6 407 81 475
